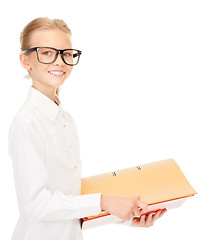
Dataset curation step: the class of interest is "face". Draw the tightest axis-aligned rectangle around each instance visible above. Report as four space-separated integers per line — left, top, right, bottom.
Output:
20 29 73 94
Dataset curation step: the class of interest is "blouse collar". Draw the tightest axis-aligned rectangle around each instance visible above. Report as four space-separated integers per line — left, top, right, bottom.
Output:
26 86 61 122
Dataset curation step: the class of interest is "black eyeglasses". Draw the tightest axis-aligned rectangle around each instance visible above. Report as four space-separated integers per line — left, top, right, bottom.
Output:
23 47 82 66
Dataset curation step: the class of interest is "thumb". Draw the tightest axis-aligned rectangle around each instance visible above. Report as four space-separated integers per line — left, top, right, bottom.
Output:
136 196 140 200
136 197 148 214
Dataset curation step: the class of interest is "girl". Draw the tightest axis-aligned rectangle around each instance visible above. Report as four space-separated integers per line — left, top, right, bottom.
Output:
8 17 166 240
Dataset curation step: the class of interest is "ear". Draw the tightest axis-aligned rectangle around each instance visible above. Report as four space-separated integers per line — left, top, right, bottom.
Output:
19 52 32 71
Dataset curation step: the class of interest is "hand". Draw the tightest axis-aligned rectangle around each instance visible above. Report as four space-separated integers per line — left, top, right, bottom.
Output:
100 194 148 221
132 209 167 228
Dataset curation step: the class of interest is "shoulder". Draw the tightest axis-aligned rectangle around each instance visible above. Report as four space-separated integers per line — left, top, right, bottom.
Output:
8 104 45 159
9 102 40 137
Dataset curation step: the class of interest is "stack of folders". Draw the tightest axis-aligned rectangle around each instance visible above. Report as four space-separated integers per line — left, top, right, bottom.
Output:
81 159 197 229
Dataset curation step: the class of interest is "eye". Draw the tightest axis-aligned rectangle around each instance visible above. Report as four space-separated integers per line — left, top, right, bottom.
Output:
42 51 52 56
63 52 71 57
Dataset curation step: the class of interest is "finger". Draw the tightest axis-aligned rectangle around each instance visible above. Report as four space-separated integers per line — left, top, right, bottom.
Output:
133 208 141 218
136 196 140 200
154 209 167 221
132 217 140 227
140 215 146 227
160 208 167 217
146 213 153 227
152 208 167 224
136 198 148 214
152 210 162 223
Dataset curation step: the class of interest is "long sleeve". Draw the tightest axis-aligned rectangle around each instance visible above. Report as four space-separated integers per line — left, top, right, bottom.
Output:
8 114 102 222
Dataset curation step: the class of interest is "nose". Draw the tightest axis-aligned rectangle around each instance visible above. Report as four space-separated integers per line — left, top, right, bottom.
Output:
53 53 65 66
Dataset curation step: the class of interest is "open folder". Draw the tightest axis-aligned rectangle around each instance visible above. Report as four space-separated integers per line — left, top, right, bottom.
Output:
81 159 197 229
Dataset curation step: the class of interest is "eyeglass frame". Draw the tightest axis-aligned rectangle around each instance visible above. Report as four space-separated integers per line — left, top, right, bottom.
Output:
23 47 82 66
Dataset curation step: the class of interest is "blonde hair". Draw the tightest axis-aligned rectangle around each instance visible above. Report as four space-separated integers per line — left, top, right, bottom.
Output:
20 17 72 95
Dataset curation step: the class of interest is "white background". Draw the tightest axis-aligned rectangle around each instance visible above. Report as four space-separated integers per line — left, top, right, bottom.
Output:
1 0 203 239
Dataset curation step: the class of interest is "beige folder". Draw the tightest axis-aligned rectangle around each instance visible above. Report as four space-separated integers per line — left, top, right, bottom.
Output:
81 159 197 228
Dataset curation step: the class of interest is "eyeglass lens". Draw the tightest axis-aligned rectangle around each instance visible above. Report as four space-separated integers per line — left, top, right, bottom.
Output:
37 48 80 65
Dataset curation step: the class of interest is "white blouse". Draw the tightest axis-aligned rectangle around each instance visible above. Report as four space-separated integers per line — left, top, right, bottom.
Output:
8 86 102 240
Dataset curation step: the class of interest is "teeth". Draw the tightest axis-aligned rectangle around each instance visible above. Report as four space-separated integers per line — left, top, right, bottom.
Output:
49 71 64 75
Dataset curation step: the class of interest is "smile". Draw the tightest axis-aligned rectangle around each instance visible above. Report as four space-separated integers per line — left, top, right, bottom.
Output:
48 71 65 76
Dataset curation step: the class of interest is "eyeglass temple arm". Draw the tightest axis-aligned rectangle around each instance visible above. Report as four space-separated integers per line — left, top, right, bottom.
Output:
73 51 82 58
23 47 38 55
